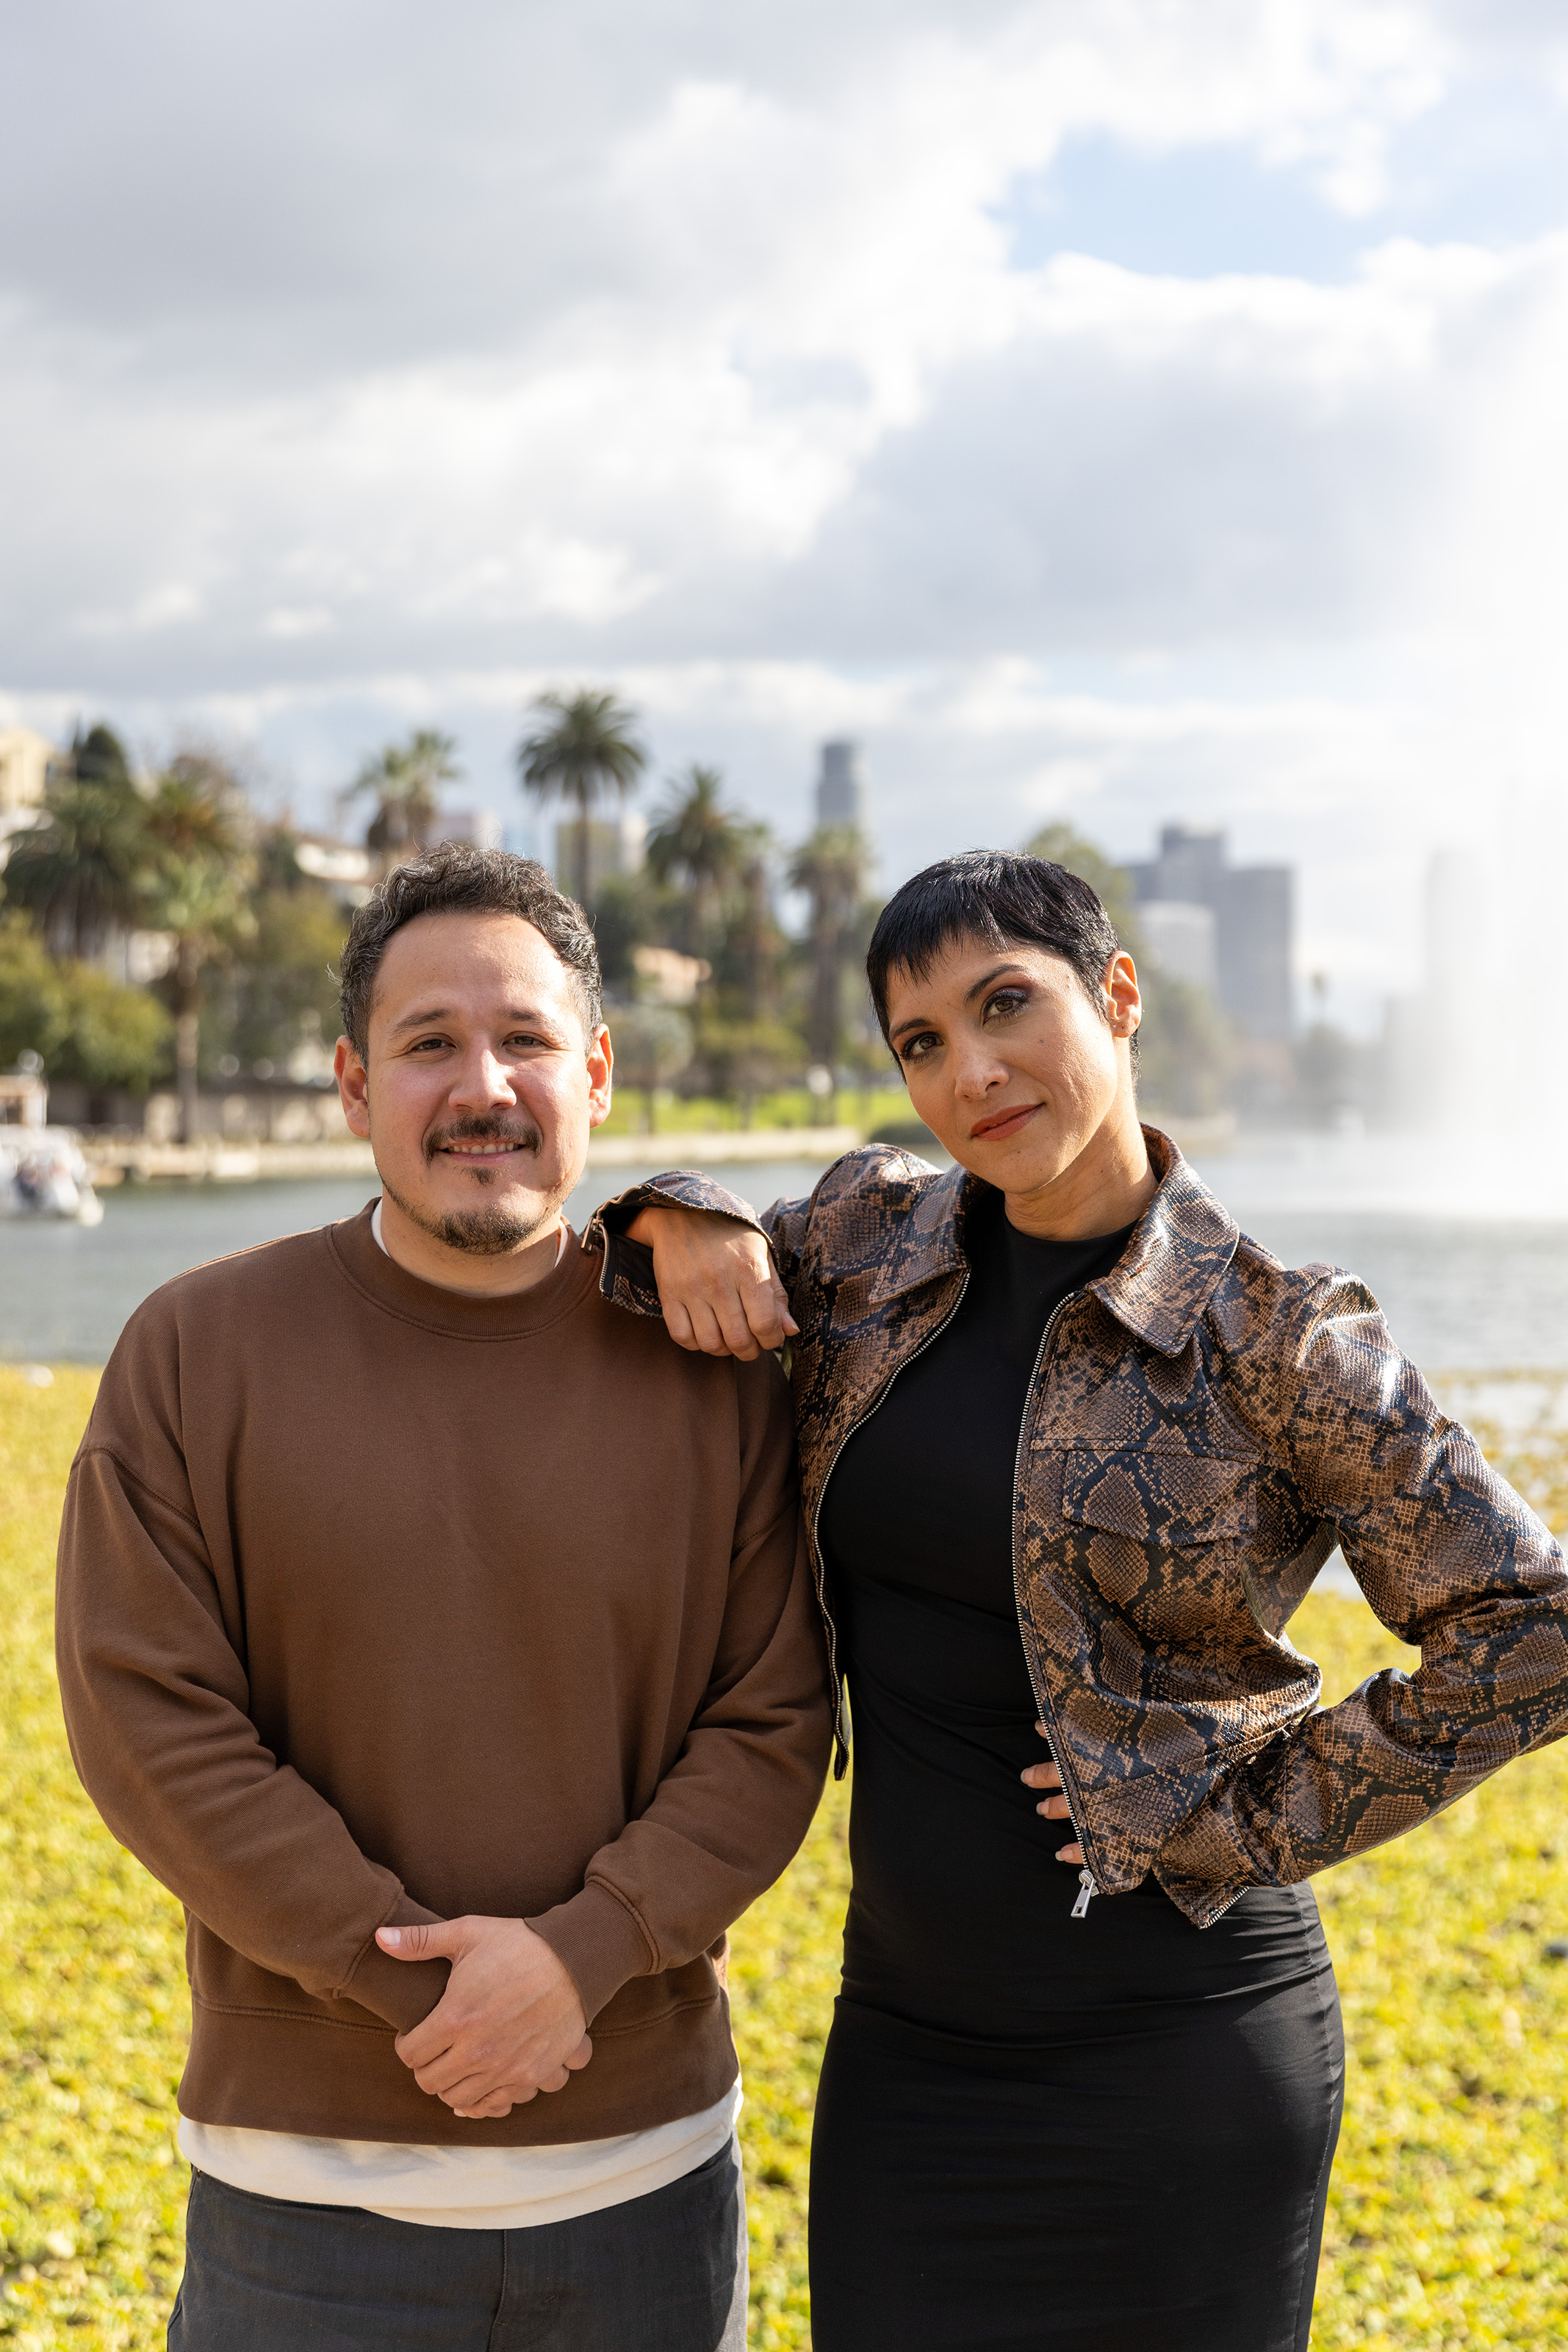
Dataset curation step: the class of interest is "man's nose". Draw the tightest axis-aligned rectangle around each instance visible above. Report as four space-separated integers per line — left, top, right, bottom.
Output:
448 1046 518 1108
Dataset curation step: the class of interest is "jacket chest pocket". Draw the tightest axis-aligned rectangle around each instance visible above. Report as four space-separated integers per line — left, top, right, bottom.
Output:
1055 1448 1257 1635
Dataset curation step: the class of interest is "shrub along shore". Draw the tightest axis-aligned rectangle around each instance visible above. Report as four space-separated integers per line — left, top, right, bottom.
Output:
2 1367 1565 2348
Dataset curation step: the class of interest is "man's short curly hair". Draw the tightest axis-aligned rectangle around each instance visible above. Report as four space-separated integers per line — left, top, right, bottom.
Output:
337 843 603 1058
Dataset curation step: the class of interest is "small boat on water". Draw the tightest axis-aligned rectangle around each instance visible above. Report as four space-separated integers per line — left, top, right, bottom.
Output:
0 1126 105 1225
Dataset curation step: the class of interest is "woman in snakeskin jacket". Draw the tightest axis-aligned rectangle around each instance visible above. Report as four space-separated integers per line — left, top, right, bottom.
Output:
598 849 1568 2352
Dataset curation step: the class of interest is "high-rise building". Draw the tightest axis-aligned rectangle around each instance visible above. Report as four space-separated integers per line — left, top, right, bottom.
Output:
1126 824 1293 1041
1137 900 1218 996
553 808 647 902
0 726 57 875
439 808 504 852
816 740 868 831
0 725 55 814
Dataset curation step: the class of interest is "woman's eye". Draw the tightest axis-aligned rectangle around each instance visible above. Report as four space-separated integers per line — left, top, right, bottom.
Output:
900 1031 940 1063
983 990 1029 1022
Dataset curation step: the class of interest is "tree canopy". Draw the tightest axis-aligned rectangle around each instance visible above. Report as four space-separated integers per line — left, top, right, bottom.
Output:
0 914 170 1093
140 754 256 1138
352 730 461 869
517 689 646 908
3 728 148 961
788 824 873 1088
646 764 746 970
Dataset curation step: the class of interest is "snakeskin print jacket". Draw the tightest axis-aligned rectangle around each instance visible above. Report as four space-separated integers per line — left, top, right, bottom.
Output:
587 1128 1568 1927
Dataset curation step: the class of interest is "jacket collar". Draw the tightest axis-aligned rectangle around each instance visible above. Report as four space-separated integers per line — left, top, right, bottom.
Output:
866 1157 972 1302
1087 1129 1240 1356
868 1126 1240 1357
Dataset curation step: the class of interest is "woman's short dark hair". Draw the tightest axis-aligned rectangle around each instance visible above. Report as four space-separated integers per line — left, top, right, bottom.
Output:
866 850 1123 1045
338 843 603 1058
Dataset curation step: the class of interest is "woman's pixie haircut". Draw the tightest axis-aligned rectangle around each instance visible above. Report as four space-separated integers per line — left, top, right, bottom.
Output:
866 850 1123 1047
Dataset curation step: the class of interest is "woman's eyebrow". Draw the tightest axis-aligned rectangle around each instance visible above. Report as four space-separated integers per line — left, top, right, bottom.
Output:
963 961 1030 1005
891 962 1032 1042
889 1008 935 1044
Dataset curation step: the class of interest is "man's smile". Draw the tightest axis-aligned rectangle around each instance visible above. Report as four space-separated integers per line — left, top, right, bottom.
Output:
424 1120 544 1166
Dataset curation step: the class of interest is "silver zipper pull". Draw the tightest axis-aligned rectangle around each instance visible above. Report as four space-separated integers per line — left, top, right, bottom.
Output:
1071 1869 1098 1919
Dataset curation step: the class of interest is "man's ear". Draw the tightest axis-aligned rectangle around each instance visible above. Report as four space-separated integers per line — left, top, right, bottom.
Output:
586 1023 614 1130
335 1035 371 1139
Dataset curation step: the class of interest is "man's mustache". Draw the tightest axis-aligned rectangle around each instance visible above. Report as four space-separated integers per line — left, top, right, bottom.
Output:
423 1117 543 1163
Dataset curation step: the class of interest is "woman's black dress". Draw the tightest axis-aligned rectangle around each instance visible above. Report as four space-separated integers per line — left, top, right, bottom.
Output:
808 1190 1344 2352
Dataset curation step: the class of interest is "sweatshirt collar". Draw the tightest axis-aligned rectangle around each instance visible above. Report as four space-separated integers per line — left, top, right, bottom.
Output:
329 1201 598 1338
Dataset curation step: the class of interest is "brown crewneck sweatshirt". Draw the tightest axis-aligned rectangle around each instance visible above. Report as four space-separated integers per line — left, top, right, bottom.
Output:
55 1206 830 2145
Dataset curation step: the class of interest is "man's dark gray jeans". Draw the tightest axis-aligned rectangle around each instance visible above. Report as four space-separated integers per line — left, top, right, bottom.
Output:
168 2143 749 2351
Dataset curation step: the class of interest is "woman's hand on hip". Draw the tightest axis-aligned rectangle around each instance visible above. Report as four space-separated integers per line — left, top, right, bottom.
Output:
1021 1726 1083 1866
626 1203 798 1359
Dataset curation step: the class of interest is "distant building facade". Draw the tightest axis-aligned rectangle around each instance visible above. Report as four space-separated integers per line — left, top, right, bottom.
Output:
1126 825 1293 1042
0 725 56 813
815 741 868 831
1136 900 1218 996
553 809 647 901
0 725 58 873
439 808 503 853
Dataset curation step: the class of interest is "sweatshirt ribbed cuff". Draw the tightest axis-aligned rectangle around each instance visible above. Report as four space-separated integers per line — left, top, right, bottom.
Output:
337 1892 450 2033
527 1882 655 2022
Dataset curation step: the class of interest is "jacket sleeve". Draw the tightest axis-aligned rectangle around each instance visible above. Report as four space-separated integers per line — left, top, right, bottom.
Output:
523 1359 832 2021
1157 1270 1568 1915
586 1169 819 1323
55 1344 450 2035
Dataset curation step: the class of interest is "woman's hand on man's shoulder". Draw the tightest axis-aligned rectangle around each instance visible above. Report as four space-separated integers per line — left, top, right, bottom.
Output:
626 1203 798 1360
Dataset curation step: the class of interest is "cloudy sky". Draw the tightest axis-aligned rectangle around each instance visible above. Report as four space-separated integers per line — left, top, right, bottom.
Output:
4 0 1568 1028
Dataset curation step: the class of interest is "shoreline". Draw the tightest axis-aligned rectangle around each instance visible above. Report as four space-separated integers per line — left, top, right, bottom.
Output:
79 1124 866 1187
77 1111 1239 1187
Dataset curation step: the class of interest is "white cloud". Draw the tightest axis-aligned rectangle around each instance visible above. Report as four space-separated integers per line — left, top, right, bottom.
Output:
2 0 1568 1030
0 1 1529 693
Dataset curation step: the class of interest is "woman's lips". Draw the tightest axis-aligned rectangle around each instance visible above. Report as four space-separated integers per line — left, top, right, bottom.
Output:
970 1102 1040 1142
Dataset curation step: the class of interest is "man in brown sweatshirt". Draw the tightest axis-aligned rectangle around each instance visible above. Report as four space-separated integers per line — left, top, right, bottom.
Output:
56 845 831 2351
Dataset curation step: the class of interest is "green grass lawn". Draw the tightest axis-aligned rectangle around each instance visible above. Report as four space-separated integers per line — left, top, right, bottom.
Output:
3 1366 1567 2348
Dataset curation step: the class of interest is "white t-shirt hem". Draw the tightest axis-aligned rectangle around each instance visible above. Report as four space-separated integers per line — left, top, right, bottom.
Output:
179 2079 742 2231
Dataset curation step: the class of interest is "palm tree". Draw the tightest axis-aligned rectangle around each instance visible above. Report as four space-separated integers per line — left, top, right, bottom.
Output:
3 725 149 961
350 731 461 872
140 755 256 1143
788 825 870 1103
516 689 646 910
645 764 744 967
733 822 781 1023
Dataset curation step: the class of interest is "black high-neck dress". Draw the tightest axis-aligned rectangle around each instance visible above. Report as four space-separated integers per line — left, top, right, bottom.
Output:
808 1190 1343 2352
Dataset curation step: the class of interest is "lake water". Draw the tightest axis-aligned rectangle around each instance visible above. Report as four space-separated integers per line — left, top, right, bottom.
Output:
0 1159 817 1364
4 1131 1568 1372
